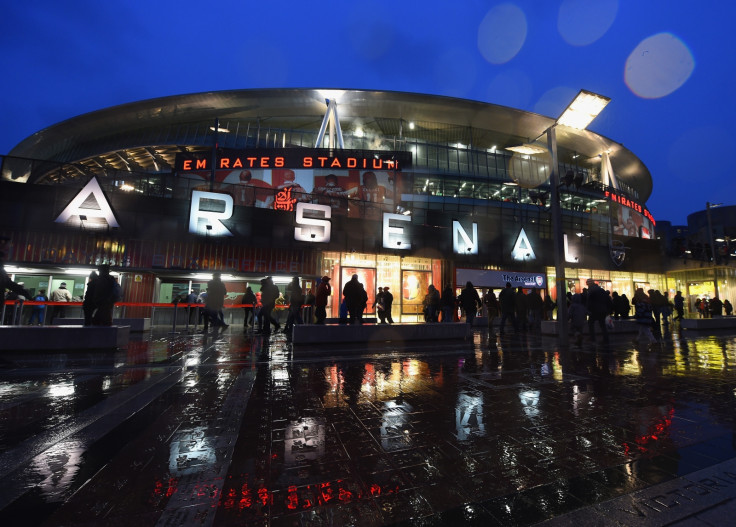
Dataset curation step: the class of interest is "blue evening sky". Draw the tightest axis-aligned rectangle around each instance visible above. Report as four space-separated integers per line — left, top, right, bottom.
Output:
1 0 734 225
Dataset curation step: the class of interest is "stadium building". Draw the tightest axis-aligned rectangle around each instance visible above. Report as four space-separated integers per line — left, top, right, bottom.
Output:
0 89 664 323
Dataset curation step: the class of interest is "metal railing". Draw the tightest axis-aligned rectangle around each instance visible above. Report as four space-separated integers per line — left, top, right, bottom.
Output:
1 300 315 333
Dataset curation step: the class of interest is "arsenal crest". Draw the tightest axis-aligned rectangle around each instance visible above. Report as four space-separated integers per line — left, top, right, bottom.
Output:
609 239 628 267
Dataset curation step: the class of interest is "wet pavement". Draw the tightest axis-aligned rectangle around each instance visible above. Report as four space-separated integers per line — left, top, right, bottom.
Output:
0 324 735 526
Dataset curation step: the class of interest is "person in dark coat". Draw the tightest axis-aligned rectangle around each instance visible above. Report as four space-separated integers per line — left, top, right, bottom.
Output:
709 296 724 317
314 276 331 324
515 287 528 333
585 278 612 342
673 291 685 320
457 281 481 326
619 294 631 319
527 288 544 333
258 277 280 333
241 286 256 327
382 286 394 324
568 294 588 346
543 293 555 321
342 274 366 324
91 264 120 326
498 282 518 335
202 271 228 332
423 284 440 322
285 276 304 332
82 271 98 326
442 285 457 323
375 287 387 323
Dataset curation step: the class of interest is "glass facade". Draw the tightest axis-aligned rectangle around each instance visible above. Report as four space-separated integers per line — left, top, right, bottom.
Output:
320 251 440 322
666 266 736 316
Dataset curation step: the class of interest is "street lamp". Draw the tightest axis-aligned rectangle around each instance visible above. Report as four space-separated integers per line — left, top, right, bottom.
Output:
706 201 722 298
548 90 610 346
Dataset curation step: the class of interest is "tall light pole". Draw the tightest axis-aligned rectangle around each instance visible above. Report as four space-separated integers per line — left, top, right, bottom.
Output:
210 118 219 192
548 90 610 346
209 119 230 192
706 201 722 298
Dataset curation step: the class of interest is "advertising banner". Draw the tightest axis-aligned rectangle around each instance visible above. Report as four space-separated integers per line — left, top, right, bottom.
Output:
175 148 411 219
455 268 546 289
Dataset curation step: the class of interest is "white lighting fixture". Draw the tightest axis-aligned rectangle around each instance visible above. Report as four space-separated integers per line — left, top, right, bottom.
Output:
409 122 415 130
503 181 518 186
63 268 96 275
5 266 35 273
505 144 548 155
556 89 611 130
271 275 296 284
120 184 135 192
209 125 230 133
317 89 345 102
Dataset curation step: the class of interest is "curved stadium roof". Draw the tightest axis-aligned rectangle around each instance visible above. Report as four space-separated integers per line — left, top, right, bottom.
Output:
3 88 653 202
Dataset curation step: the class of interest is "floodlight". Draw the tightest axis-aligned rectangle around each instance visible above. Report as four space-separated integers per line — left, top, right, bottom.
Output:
556 90 611 130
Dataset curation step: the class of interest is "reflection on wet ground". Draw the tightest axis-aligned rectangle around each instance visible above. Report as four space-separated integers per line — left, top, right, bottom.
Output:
0 326 734 525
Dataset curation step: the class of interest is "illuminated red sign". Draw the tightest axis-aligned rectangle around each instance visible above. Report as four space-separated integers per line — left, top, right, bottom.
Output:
176 148 412 172
274 187 297 211
605 190 656 225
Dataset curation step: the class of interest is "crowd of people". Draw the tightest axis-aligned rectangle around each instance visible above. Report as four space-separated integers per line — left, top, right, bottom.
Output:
1 241 122 326
7 242 734 344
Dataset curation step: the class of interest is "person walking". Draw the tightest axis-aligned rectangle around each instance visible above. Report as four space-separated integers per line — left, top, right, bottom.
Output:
673 291 685 320
586 279 612 343
649 289 668 333
202 271 228 332
515 287 528 333
91 265 121 326
82 271 98 326
258 277 280 333
458 281 481 326
527 288 544 334
315 276 331 324
185 289 198 324
285 276 304 332
241 286 256 327
342 274 366 324
543 293 555 321
374 287 387 323
619 293 632 320
442 285 457 323
568 294 588 347
423 284 440 322
498 282 518 335
633 288 657 346
382 286 394 324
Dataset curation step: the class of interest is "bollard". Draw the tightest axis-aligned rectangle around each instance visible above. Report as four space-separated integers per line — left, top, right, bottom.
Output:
13 299 24 326
170 301 180 334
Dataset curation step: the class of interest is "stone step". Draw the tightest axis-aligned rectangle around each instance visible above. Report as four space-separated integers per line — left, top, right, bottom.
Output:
0 325 130 351
292 321 471 345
